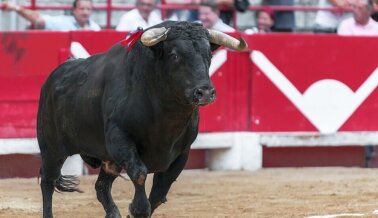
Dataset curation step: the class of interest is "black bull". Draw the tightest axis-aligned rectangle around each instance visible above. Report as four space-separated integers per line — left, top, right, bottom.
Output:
37 21 247 218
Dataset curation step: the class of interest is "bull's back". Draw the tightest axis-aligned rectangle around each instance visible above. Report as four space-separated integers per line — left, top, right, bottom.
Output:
38 55 107 155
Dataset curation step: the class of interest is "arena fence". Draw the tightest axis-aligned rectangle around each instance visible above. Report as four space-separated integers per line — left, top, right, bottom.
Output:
1 31 378 174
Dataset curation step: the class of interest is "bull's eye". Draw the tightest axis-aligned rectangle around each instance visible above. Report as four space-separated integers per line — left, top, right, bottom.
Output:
171 54 178 60
168 50 179 59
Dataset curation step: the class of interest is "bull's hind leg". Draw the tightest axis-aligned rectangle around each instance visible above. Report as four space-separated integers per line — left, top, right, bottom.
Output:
95 161 122 218
39 156 66 218
148 153 189 215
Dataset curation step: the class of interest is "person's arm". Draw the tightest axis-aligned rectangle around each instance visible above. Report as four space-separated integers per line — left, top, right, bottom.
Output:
3 2 45 29
215 0 233 7
329 0 349 7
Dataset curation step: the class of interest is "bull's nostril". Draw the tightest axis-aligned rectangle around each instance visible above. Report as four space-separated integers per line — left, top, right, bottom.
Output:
193 87 216 104
210 88 216 96
195 89 204 99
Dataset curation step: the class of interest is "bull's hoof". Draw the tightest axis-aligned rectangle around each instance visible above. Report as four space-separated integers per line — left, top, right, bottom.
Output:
103 205 121 218
105 208 121 218
128 201 151 218
106 214 121 218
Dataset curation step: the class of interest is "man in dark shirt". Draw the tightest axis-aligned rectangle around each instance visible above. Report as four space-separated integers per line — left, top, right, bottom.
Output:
263 0 295 32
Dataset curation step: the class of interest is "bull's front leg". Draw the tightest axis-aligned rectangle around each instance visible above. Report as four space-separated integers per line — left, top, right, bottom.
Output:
148 153 189 215
106 124 150 218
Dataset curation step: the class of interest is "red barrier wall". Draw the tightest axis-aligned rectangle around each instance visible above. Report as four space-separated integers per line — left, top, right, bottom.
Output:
1 31 377 176
199 51 251 132
4 32 378 136
0 32 71 138
248 34 378 132
0 31 253 137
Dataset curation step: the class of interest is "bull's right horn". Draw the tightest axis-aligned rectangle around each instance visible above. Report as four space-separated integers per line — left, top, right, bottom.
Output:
141 27 171 47
208 29 248 51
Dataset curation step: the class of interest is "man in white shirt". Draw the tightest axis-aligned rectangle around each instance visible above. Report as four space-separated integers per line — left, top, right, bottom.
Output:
314 0 351 33
3 0 100 31
198 0 235 32
116 0 162 31
337 0 378 35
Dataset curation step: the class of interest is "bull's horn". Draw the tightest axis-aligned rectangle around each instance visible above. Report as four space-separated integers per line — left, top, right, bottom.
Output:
208 29 248 51
141 27 171 47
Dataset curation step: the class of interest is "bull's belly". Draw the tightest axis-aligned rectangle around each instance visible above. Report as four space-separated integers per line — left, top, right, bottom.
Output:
140 149 183 173
64 133 110 160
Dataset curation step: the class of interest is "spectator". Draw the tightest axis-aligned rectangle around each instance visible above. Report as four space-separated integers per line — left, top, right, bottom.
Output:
179 0 235 24
3 0 100 31
314 0 351 33
164 0 201 21
217 0 235 25
116 0 162 31
263 0 295 32
256 8 275 32
198 0 235 32
371 0 378 21
245 8 275 33
337 0 378 35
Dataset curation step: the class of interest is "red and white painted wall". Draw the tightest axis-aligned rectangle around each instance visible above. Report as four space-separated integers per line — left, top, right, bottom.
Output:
1 31 377 177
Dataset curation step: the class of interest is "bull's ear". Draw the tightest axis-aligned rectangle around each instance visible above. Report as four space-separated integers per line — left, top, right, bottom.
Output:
210 43 221 52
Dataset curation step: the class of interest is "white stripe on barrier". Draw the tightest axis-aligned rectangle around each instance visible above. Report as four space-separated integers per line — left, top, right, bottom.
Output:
0 132 262 171
209 49 227 77
70 42 90 59
191 132 233 149
260 131 378 147
2 131 377 171
0 138 40 154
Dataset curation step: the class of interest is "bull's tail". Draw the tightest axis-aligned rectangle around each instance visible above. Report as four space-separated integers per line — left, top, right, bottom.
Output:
55 175 83 193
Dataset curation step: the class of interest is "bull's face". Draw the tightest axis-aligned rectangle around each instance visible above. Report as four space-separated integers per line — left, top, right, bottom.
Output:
160 38 216 106
140 22 247 106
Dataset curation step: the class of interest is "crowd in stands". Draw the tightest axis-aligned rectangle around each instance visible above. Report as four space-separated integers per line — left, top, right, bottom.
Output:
2 0 378 35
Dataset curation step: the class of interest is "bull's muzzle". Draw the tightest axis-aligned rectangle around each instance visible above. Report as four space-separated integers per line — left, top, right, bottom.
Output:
193 86 216 106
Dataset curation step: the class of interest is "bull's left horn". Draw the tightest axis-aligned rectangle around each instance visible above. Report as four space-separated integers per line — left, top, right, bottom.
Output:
208 29 248 51
141 27 171 47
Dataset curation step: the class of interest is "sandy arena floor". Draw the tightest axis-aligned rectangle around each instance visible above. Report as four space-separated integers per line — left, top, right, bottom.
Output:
0 168 378 218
